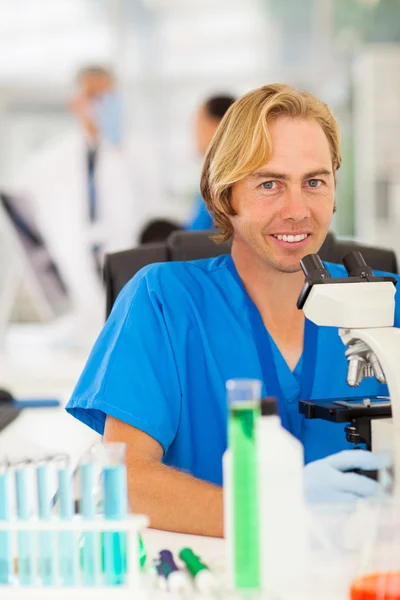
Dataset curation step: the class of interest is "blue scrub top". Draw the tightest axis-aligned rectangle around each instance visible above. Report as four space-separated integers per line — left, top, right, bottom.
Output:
66 255 400 486
184 191 214 231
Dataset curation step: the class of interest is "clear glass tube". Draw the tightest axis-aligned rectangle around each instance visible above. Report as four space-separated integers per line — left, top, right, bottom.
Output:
81 442 146 584
79 449 99 586
14 459 34 585
101 443 128 586
55 454 76 586
36 458 55 586
226 378 261 589
0 459 13 584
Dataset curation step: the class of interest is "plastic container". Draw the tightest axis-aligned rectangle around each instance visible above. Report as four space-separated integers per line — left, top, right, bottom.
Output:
257 397 307 597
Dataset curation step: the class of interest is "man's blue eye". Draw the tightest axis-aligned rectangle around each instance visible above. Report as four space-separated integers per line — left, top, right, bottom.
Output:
262 181 274 190
308 179 321 187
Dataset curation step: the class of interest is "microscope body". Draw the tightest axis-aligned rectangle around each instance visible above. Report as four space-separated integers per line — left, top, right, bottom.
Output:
299 253 399 491
339 327 400 460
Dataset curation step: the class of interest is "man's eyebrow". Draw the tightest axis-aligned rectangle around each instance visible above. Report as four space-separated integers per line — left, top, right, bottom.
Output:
249 171 289 181
248 168 333 181
302 169 332 179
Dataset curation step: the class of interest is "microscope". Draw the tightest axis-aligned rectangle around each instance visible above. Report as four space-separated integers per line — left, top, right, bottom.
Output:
297 252 400 484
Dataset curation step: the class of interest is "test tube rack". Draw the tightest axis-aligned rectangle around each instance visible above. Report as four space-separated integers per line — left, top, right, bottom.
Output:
0 514 149 599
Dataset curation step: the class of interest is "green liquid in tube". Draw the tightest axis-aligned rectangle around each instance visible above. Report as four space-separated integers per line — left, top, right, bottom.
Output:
230 401 260 589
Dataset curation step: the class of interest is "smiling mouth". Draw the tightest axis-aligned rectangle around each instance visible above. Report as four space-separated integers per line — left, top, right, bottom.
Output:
271 233 310 243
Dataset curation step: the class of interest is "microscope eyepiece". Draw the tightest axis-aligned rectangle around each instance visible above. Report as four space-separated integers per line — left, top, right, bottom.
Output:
297 248 397 311
300 254 331 282
342 251 374 279
297 254 331 308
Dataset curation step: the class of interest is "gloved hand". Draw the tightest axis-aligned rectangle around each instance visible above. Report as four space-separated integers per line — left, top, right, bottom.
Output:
304 449 388 503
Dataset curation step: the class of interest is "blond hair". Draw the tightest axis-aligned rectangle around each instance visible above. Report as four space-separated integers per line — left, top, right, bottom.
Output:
200 83 342 242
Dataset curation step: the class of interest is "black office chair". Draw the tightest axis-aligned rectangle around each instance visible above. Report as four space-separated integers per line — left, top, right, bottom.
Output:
103 230 398 317
104 242 168 321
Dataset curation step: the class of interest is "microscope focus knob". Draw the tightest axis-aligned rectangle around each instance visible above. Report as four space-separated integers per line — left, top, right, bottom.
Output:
344 423 361 444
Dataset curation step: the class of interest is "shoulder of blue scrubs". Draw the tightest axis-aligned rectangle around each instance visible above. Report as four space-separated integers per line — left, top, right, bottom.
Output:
65 254 231 452
323 261 400 325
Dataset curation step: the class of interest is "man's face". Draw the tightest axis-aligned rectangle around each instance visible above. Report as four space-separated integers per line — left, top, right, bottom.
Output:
79 73 114 100
230 117 335 273
71 73 115 138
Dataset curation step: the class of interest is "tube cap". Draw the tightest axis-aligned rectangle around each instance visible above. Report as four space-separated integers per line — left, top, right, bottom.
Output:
261 397 278 417
179 548 208 576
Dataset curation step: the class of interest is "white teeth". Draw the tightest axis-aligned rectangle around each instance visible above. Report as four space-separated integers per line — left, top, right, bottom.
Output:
273 233 308 243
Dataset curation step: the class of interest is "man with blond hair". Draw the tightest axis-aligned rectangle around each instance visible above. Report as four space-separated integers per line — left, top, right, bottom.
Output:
67 84 400 537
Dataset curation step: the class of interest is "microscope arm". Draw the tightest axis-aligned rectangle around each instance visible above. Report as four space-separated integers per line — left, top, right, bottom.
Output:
340 326 400 493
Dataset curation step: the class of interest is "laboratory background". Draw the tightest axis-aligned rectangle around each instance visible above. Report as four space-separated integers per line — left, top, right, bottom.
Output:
0 0 399 341
0 0 400 598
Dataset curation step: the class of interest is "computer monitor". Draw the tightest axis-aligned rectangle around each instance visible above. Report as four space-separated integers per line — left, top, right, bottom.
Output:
0 191 71 327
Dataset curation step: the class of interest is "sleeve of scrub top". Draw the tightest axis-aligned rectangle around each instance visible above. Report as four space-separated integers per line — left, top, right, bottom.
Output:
66 270 181 454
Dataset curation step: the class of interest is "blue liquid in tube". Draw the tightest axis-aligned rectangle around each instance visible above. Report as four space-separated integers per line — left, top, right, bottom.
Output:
57 459 76 586
103 464 127 586
36 461 55 586
79 461 98 586
15 462 34 585
0 462 13 584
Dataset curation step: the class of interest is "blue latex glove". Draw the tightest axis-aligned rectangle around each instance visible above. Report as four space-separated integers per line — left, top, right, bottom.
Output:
304 449 388 503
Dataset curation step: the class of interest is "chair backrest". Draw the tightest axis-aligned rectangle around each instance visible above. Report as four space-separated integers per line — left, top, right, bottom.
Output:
168 230 231 261
168 230 398 274
103 230 398 317
320 237 398 273
104 242 168 317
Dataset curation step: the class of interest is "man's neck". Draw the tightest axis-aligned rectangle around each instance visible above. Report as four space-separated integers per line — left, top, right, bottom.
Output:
231 239 306 326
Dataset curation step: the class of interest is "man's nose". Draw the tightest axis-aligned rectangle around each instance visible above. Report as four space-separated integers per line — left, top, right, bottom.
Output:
280 187 311 222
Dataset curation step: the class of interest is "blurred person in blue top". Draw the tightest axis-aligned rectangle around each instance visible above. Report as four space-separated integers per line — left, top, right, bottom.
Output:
67 83 399 537
184 94 236 231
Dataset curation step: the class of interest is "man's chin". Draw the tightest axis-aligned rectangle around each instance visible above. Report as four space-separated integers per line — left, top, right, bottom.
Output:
268 258 303 274
277 247 322 273
278 263 303 274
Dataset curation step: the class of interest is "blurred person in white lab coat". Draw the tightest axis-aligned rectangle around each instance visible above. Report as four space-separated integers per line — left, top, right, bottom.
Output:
9 66 163 331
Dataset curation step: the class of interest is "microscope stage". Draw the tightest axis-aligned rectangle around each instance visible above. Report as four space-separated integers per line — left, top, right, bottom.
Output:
299 396 391 422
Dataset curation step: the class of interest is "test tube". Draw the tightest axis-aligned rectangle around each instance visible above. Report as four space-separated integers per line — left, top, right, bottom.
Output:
101 442 128 586
226 378 261 590
138 533 147 570
36 458 56 586
56 454 76 586
0 459 13 584
79 449 99 586
14 459 34 585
